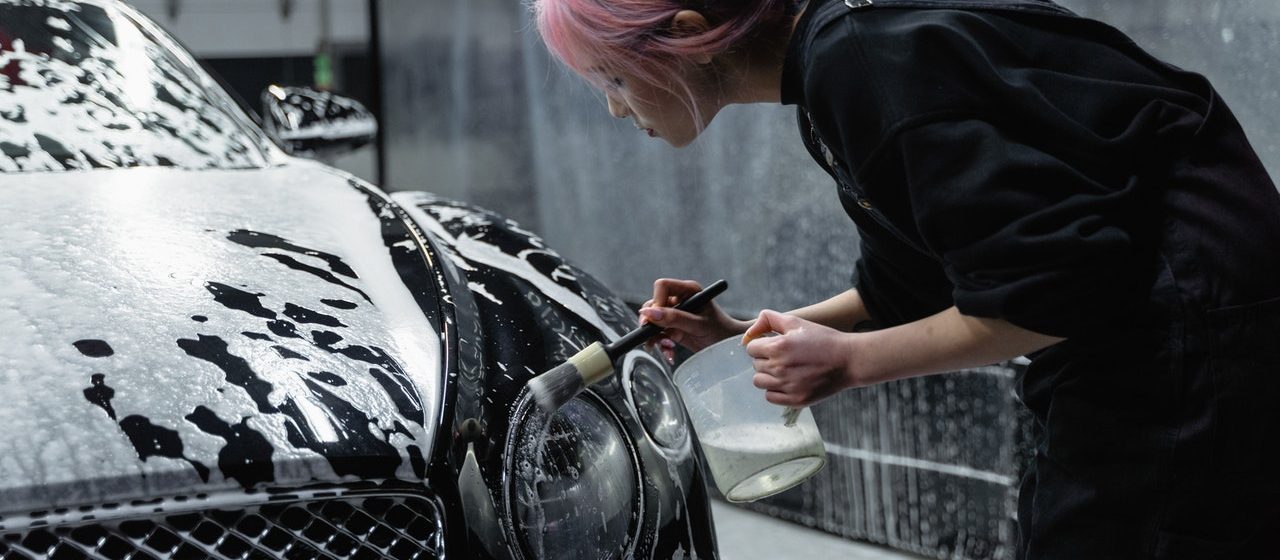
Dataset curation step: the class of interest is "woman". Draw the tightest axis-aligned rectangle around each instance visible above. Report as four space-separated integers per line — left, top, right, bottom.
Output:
531 0 1280 557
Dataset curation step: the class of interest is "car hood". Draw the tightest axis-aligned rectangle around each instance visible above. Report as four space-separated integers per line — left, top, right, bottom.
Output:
0 163 443 515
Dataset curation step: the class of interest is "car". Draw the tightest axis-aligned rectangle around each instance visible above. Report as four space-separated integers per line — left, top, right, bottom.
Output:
0 1 718 558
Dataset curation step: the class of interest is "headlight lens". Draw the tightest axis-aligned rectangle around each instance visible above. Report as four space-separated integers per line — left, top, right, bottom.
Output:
507 393 639 560
627 355 690 452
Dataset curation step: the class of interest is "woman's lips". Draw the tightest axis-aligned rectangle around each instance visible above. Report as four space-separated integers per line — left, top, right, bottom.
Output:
646 128 656 138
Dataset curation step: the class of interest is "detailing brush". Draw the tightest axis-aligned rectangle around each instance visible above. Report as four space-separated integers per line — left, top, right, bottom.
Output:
527 279 729 413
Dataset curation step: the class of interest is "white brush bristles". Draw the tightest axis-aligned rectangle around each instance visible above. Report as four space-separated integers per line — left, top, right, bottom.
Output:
527 342 614 412
528 361 585 412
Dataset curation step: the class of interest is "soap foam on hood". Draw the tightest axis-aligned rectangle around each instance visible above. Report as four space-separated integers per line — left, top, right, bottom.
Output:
0 162 442 512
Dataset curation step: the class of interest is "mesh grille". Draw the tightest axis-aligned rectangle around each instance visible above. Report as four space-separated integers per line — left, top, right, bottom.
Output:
0 494 443 560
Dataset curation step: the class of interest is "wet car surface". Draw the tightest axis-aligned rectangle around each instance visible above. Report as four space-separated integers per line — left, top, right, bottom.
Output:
0 1 717 558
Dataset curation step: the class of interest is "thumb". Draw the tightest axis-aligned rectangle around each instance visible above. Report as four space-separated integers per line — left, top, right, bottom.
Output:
742 309 796 344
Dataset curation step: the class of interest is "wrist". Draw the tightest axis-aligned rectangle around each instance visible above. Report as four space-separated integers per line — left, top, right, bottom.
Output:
844 329 899 388
841 332 872 389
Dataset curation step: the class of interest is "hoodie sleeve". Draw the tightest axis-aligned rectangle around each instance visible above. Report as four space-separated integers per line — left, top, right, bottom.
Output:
876 117 1161 338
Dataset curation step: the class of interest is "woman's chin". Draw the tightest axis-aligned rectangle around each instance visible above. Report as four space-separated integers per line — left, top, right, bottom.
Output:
666 114 717 148
663 129 699 148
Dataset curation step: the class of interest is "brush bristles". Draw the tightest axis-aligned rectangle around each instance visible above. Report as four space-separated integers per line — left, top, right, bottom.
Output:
528 361 586 413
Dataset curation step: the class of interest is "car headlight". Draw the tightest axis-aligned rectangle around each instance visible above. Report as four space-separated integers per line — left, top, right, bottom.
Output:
624 353 691 455
505 391 641 560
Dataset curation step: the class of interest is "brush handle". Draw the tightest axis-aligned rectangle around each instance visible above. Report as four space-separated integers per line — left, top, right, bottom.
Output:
606 279 728 361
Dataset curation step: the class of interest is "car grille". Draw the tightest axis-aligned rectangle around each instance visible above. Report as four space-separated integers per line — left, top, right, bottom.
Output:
0 494 443 560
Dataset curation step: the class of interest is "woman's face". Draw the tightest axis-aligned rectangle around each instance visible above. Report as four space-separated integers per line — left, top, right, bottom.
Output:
597 64 719 148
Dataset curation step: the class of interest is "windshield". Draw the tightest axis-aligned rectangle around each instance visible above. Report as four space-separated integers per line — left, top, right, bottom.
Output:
0 1 272 173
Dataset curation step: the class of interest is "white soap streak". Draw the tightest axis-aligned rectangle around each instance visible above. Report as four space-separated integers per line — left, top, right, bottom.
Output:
389 201 476 274
824 442 1015 486
393 192 623 341
45 15 72 30
467 281 503 305
555 332 580 348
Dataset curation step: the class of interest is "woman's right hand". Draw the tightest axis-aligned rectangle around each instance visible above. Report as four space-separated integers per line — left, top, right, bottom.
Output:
639 278 751 361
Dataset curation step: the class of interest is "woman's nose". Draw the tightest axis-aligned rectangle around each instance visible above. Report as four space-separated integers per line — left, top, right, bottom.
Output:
606 95 628 119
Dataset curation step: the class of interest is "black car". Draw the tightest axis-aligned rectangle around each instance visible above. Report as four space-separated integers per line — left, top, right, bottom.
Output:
0 1 717 558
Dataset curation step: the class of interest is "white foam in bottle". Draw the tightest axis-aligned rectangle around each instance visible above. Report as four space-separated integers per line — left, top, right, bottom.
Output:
699 421 826 502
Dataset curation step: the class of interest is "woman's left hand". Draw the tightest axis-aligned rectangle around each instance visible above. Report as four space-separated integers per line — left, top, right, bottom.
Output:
742 310 860 407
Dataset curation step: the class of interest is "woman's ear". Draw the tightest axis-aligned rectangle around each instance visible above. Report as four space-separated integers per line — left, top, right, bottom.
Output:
671 10 713 65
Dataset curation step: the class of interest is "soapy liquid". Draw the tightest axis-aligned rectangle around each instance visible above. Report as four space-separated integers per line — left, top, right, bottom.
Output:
699 422 825 501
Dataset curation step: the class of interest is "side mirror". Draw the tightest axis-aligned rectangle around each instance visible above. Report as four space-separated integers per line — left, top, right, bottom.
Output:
260 85 377 158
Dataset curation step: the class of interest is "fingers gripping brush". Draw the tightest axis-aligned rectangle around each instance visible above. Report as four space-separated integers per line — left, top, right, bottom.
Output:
527 279 729 413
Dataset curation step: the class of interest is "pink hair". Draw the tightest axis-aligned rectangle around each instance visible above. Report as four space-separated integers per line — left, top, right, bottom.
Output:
532 0 793 125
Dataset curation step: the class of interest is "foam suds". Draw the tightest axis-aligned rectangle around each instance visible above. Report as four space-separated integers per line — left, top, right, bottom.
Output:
699 422 825 501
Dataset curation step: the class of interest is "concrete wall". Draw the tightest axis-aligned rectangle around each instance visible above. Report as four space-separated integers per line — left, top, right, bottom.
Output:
131 0 369 57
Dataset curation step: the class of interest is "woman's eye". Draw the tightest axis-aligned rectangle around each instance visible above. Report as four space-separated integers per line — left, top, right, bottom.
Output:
609 77 624 89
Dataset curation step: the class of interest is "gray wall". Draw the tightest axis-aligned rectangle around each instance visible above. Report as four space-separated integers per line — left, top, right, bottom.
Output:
378 1 1279 557
132 0 370 58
